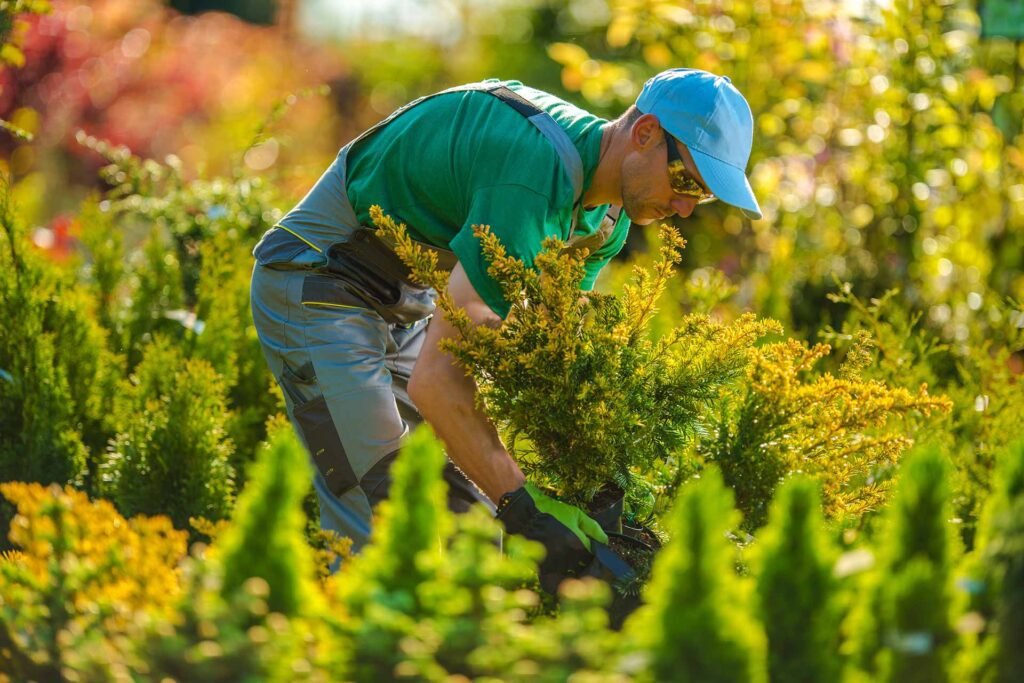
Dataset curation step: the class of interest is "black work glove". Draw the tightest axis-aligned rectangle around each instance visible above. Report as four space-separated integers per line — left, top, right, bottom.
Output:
496 485 604 594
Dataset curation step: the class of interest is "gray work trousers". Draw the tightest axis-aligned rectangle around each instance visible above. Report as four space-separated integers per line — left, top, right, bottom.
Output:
249 241 492 556
245 158 489 557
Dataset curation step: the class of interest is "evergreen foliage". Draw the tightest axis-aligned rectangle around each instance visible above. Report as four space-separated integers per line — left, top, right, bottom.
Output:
708 337 952 529
0 481 187 680
823 285 1024 544
955 439 1024 683
193 228 279 465
122 226 187 369
462 577 617 682
0 178 89 505
752 476 842 683
847 444 960 682
624 467 767 683
373 206 779 505
133 426 333 683
99 337 236 530
330 424 453 681
215 424 320 619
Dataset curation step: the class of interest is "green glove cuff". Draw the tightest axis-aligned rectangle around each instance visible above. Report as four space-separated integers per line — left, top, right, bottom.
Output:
524 483 610 550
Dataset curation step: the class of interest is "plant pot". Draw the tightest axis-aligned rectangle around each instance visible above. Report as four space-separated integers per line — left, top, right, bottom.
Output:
587 484 624 534
583 531 654 629
621 518 662 550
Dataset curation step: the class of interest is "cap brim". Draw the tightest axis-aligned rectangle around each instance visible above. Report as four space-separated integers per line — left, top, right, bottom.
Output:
689 148 762 220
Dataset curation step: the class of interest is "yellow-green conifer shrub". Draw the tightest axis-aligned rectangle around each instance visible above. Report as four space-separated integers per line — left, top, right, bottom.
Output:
708 338 951 529
193 229 279 467
330 424 453 682
823 285 1024 544
398 505 550 681
122 226 187 369
463 577 619 682
374 207 779 505
135 425 334 683
100 337 236 531
955 439 1024 683
0 178 89 536
215 425 321 619
0 482 187 681
623 467 767 683
846 445 961 682
752 476 842 683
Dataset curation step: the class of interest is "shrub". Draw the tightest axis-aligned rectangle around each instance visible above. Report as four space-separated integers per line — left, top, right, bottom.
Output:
955 439 1024 683
623 467 767 683
823 285 1024 544
134 423 335 682
0 481 187 680
121 226 188 370
329 424 453 682
0 177 89 506
708 337 952 530
752 476 842 683
193 228 278 467
99 337 236 531
215 425 321 619
374 207 779 506
846 444 961 682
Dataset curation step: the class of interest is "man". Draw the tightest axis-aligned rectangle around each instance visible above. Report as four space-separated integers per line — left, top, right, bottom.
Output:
250 68 761 590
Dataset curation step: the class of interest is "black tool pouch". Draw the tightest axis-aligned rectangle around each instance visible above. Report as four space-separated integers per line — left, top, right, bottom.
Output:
325 227 438 325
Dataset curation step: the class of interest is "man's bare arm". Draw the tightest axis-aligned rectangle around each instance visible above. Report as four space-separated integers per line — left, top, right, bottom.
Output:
407 263 525 504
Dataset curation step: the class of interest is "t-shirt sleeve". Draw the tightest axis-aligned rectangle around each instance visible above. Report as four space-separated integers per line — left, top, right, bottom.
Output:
449 184 561 319
580 211 631 291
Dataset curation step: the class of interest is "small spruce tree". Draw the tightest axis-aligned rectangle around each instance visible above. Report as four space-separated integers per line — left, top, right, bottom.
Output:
215 425 320 618
0 177 89 532
847 444 960 682
100 337 236 530
752 476 842 683
623 466 767 683
954 439 1024 683
330 424 453 682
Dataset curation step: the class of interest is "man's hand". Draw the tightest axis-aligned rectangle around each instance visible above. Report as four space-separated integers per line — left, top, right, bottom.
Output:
497 484 608 594
522 483 608 550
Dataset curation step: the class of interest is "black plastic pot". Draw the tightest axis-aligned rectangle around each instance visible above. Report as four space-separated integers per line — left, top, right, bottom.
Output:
621 518 663 550
584 531 653 629
587 485 625 534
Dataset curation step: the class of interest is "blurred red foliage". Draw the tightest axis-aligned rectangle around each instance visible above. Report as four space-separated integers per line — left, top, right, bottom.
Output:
0 0 348 180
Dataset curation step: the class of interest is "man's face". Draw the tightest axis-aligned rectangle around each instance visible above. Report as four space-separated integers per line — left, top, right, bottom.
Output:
620 124 711 226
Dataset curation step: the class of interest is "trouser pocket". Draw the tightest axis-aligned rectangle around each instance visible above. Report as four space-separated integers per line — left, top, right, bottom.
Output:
324 228 437 325
280 367 359 498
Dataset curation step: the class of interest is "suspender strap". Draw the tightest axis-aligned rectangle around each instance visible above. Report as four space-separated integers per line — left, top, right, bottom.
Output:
338 81 585 229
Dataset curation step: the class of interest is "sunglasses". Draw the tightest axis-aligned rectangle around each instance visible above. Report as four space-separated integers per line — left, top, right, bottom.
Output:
666 134 717 204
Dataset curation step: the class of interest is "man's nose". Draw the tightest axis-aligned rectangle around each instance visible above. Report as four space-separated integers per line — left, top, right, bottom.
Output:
671 195 698 218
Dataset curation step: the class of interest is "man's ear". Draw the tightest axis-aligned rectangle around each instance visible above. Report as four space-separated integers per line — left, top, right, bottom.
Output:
630 113 662 151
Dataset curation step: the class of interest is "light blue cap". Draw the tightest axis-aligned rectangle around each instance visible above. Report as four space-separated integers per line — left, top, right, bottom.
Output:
636 68 762 220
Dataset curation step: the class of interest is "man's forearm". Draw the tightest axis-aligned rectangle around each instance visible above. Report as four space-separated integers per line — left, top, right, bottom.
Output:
407 263 525 504
411 347 524 504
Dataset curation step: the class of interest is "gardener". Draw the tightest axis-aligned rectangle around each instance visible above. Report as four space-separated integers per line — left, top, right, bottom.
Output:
250 68 761 591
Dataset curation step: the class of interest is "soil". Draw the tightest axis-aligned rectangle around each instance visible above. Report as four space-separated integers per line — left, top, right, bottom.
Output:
622 523 661 551
588 484 624 511
608 534 651 569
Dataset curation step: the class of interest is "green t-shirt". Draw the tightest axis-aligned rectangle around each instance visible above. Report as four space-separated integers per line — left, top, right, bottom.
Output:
344 80 631 318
